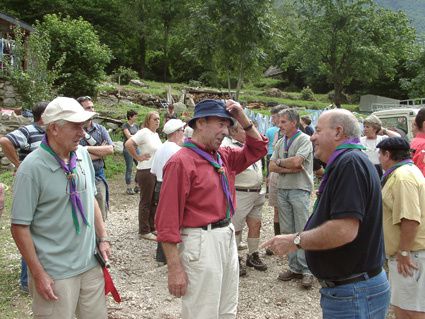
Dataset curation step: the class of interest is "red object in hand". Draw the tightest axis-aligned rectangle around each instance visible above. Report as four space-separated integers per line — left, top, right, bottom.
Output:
102 267 121 302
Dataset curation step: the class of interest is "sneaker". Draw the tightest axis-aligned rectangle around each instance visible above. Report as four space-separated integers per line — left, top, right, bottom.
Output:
139 233 157 241
265 248 274 256
238 242 247 251
157 261 166 267
301 274 314 289
277 270 303 281
19 284 29 293
126 187 135 195
239 256 247 277
134 186 140 193
246 252 267 271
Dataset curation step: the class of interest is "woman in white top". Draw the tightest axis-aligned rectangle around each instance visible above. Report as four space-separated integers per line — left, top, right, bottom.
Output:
125 111 162 241
360 114 400 178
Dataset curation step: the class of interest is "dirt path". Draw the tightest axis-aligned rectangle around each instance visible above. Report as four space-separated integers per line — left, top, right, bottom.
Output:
106 175 322 319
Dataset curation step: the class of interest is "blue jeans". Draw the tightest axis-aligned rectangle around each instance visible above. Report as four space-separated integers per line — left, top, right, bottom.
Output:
277 189 311 274
20 257 28 288
320 270 390 319
123 147 135 185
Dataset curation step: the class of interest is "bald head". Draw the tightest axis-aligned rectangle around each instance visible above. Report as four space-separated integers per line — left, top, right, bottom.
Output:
323 109 361 139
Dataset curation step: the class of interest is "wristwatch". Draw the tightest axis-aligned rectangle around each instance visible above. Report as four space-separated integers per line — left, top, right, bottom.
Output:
399 250 409 257
293 232 302 249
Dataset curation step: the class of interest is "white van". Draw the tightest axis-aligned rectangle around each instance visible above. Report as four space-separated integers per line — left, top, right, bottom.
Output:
371 108 419 141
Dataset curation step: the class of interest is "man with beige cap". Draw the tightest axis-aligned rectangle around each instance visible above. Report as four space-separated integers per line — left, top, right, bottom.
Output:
11 97 111 319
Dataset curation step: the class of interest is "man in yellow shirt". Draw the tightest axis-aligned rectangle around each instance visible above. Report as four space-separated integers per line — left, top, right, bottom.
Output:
377 137 425 319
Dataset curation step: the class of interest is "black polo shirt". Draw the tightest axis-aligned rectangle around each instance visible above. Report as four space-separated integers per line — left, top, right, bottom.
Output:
305 150 385 280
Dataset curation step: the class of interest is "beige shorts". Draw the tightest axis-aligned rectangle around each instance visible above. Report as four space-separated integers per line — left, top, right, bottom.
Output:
29 266 107 319
268 172 278 207
388 250 425 312
232 191 265 232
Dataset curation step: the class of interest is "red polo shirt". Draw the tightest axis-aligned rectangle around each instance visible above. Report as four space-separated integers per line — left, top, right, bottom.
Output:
155 135 268 243
411 132 425 176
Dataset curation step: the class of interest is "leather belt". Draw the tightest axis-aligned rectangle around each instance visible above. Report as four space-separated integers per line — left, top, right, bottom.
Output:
318 268 382 288
201 218 230 230
236 188 261 193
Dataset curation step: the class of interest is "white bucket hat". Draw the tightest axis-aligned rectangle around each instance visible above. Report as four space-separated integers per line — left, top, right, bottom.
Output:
163 119 186 135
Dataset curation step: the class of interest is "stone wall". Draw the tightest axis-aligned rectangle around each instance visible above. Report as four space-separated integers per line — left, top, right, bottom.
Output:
0 77 21 108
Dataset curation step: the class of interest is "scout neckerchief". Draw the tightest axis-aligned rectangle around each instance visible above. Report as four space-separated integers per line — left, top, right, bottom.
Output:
381 159 413 187
183 138 234 219
40 135 90 234
306 138 366 229
283 129 302 158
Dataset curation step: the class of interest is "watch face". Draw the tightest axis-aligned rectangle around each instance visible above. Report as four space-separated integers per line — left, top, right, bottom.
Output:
294 235 301 245
400 251 409 257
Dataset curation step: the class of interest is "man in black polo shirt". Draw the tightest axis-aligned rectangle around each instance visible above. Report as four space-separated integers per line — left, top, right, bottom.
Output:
262 109 390 319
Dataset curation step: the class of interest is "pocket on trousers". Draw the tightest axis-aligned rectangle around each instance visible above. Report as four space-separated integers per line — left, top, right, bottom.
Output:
180 231 202 263
320 287 356 319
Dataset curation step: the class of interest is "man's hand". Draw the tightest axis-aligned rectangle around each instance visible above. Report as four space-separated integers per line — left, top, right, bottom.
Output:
396 252 418 277
137 153 151 162
225 99 245 122
98 241 111 262
33 270 58 301
167 263 188 298
260 234 298 256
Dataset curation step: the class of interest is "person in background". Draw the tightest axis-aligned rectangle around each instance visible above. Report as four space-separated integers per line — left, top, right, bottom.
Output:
11 97 111 319
125 111 162 241
269 109 314 289
0 101 48 293
360 114 400 178
164 103 177 123
122 110 140 195
263 109 390 319
411 108 425 177
150 119 186 266
222 123 267 277
377 137 425 319
77 96 114 222
300 115 314 136
156 99 267 318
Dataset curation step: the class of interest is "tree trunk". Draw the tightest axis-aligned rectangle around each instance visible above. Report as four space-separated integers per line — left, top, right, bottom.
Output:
333 82 343 108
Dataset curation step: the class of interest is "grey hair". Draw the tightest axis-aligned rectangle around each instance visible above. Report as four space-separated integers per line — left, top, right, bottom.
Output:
327 109 361 139
271 104 288 115
46 119 68 130
278 109 300 125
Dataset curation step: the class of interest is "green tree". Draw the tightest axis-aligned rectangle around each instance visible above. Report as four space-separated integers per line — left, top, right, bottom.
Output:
286 0 416 107
400 48 425 98
190 0 274 99
38 14 112 97
5 28 63 109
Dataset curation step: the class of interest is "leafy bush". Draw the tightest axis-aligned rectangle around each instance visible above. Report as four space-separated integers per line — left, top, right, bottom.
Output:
5 28 63 108
38 14 112 98
300 86 315 101
112 66 139 85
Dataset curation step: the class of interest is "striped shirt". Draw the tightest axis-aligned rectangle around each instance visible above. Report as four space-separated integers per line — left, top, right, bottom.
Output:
6 123 45 161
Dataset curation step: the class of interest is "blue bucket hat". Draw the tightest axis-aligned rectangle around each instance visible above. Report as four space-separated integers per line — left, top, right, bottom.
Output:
188 99 237 128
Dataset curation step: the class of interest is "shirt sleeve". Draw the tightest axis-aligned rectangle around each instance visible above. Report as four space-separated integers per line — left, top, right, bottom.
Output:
100 126 113 145
6 127 29 150
270 138 283 161
294 135 313 160
391 178 422 225
11 170 39 225
131 128 147 146
155 159 191 243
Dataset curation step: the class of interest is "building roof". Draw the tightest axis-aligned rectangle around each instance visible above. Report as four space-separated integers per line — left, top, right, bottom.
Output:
0 12 34 32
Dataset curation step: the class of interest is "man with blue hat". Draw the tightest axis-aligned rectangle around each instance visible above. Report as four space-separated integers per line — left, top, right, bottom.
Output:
155 99 268 319
377 137 425 319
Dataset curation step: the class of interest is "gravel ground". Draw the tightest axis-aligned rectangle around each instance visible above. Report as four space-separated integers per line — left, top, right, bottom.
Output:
106 177 322 319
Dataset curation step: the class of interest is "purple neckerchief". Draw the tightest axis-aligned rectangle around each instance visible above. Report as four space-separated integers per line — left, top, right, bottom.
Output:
305 138 365 230
283 129 302 158
381 159 413 187
40 135 90 234
183 138 234 219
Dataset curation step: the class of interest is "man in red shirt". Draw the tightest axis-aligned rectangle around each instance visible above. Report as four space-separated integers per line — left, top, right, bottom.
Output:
155 99 267 319
411 108 425 176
